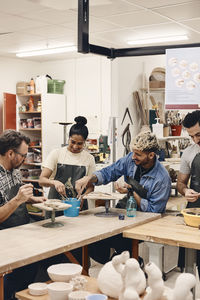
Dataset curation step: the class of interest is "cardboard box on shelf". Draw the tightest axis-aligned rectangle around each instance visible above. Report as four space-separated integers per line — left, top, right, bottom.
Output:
16 81 30 95
149 81 165 88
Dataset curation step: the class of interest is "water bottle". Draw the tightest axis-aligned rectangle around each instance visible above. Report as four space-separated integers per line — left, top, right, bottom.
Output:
126 195 137 217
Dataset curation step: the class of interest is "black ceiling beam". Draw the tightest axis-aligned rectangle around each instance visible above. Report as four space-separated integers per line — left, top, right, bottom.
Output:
78 0 200 59
78 0 89 53
89 44 112 58
113 43 200 58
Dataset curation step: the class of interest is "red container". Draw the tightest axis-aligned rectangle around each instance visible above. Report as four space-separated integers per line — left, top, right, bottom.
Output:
171 125 182 136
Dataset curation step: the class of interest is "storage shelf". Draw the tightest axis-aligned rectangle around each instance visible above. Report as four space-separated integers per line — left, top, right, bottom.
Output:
29 145 41 149
17 93 41 97
19 128 41 131
19 111 41 114
22 178 40 183
141 88 165 92
23 162 41 167
158 136 190 141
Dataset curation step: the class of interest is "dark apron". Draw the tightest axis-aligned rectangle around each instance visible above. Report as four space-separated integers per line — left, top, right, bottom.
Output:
0 183 30 230
48 163 86 199
46 163 86 218
178 152 200 271
187 152 200 208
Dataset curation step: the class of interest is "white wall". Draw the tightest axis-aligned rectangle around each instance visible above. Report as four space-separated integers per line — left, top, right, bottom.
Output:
0 54 166 160
40 56 111 139
112 54 166 158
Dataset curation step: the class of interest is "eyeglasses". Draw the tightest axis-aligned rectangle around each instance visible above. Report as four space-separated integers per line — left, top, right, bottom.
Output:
14 151 27 158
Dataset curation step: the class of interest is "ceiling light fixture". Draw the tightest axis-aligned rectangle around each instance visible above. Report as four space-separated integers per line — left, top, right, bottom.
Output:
16 46 77 57
127 35 188 46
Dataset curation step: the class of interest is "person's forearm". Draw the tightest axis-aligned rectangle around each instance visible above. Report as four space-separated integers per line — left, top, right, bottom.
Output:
39 176 57 188
84 184 94 195
177 181 187 196
133 192 141 209
89 174 98 184
0 196 20 223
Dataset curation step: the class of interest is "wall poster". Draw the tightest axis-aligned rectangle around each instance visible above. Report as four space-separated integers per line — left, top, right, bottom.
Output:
165 47 200 109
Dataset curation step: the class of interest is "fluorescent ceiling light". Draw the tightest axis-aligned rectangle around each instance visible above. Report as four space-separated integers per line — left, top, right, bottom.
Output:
127 35 188 46
16 46 77 57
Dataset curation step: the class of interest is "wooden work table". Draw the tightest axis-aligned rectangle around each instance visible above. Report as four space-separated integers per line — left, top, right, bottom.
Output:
166 195 187 211
123 214 200 298
0 207 160 300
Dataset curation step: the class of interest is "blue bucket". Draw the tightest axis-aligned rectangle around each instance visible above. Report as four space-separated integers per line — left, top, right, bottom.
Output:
63 198 80 217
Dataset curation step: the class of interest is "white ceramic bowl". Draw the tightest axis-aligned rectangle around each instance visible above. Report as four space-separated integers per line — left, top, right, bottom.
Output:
68 290 91 300
47 282 73 300
28 282 48 296
47 263 83 282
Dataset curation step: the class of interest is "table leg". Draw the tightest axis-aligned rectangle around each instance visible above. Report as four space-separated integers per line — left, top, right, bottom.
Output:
185 248 196 300
0 273 4 300
132 239 139 259
82 245 89 275
64 247 89 276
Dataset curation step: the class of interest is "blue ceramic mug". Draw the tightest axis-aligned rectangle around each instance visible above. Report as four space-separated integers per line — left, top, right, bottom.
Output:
86 294 108 300
63 198 80 217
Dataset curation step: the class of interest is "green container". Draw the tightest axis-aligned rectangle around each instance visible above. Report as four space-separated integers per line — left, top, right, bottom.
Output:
48 79 65 94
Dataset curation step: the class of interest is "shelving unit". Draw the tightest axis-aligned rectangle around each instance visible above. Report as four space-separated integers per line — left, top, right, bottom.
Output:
16 88 67 197
16 93 42 195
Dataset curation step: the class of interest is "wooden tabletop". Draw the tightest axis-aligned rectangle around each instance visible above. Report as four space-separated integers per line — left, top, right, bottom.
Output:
123 214 200 250
166 196 187 211
16 277 117 300
0 207 160 274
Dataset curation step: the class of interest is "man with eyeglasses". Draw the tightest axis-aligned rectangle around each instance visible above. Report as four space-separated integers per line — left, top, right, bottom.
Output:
177 110 200 276
0 129 46 300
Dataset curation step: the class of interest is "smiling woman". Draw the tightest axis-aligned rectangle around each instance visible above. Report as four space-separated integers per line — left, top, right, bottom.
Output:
39 116 96 203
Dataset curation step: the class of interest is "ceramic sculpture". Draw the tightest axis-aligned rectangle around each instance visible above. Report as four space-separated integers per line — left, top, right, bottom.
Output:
98 251 146 300
172 273 196 300
144 262 164 300
97 251 197 300
97 251 129 298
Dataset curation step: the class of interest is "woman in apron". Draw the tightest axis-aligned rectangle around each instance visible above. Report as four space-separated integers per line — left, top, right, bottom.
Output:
39 116 96 265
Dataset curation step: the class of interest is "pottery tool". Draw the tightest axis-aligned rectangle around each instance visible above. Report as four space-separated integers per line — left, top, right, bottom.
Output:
127 177 148 199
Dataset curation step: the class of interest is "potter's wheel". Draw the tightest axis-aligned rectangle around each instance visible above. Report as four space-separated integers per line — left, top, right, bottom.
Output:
84 192 123 218
33 199 71 227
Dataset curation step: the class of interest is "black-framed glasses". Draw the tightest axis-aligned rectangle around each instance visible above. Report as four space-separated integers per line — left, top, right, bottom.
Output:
14 151 27 158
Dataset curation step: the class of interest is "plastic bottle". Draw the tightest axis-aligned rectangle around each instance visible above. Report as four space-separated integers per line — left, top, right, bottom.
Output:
30 78 35 94
152 117 163 138
28 96 34 112
126 195 137 217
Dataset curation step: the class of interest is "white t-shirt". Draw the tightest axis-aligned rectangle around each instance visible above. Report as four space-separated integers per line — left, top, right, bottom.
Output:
42 147 96 179
180 143 200 174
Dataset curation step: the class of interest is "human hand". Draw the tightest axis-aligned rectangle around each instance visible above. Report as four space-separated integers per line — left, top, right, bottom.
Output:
16 184 33 204
75 176 91 199
114 182 130 194
184 189 200 202
30 196 47 203
54 180 66 196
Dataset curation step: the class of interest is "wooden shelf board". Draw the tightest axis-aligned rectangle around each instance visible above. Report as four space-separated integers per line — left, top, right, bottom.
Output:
19 111 41 114
19 128 41 131
22 178 40 183
17 93 41 97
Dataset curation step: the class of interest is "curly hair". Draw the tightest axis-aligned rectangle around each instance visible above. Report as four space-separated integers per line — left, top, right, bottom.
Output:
131 131 159 153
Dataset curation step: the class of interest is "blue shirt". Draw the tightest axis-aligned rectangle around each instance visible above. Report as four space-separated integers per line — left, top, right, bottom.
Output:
94 152 171 213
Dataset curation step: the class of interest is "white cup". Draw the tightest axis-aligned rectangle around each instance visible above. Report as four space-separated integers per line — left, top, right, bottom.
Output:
47 282 73 300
